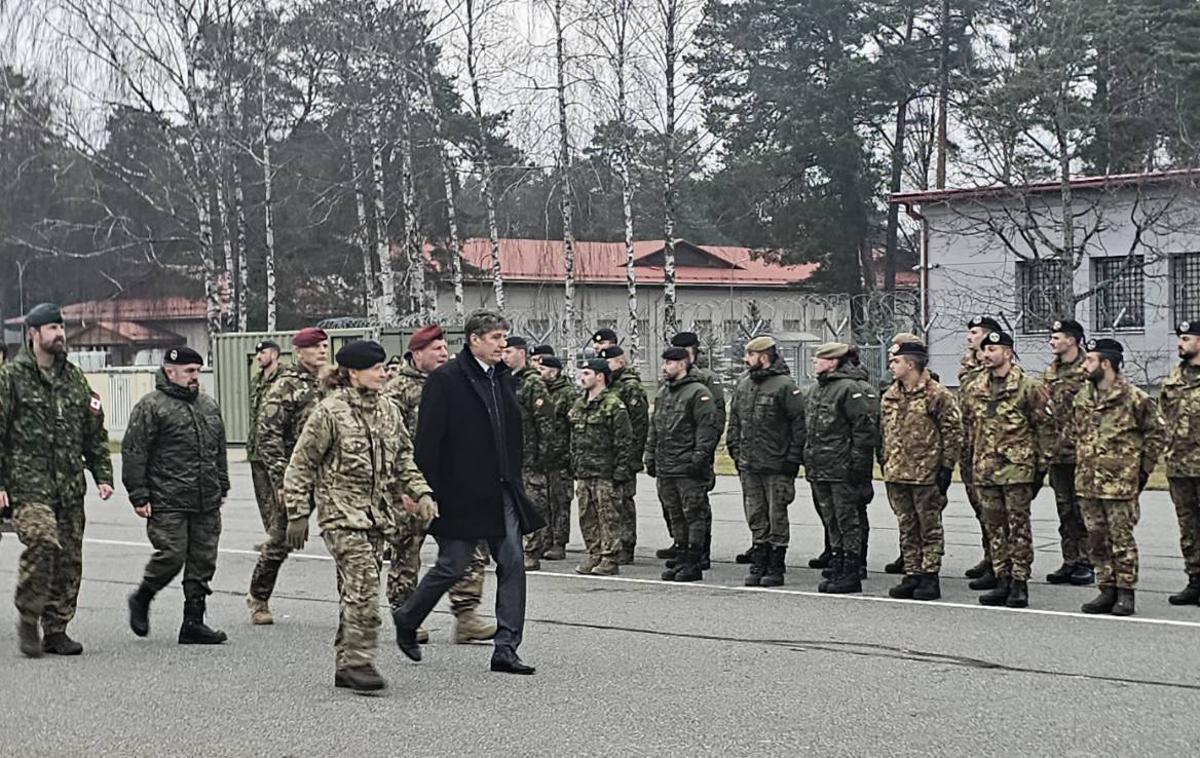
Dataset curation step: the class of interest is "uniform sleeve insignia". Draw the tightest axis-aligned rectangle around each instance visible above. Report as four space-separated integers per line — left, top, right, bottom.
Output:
88 392 103 416
700 395 711 401
535 398 544 408
852 393 863 399
792 389 801 395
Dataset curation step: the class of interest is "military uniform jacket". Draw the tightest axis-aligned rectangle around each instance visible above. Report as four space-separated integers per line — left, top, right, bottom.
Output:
1042 353 1087 465
1071 378 1166 500
246 366 279 462
880 372 962 485
544 374 577 472
285 386 432 535
122 371 229 512
256 364 323 485
645 369 722 478
0 346 112 507
513 365 555 473
726 356 805 475
568 388 634 482
611 366 649 473
382 360 426 435
958 349 986 467
693 361 728 432
804 366 877 483
1159 363 1200 478
960 365 1049 486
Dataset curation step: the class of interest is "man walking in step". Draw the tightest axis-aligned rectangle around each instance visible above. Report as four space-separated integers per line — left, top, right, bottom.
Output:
393 311 544 675
1162 320 1200 607
247 339 281 539
124 347 229 645
599 345 649 564
726 336 804 588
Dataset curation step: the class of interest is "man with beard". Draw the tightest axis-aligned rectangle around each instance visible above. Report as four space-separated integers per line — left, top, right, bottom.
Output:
1160 321 1200 606
0 303 114 657
960 316 1001 589
247 340 281 537
1073 339 1165 616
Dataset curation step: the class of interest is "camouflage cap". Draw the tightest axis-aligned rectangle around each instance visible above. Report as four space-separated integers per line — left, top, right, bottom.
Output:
745 335 777 353
813 342 850 359
25 302 63 328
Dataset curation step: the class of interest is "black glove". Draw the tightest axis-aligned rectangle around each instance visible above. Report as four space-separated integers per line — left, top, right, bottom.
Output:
645 462 657 478
783 462 800 479
937 466 953 495
1138 469 1149 493
1031 468 1047 498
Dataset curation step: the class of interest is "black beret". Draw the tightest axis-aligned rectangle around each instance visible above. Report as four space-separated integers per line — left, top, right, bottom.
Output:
582 358 612 378
888 341 927 358
336 340 387 370
591 328 618 343
25 303 63 328
983 331 1014 348
1050 319 1085 341
1086 337 1124 355
968 315 1003 333
597 346 624 359
386 355 403 366
662 347 690 361
164 346 204 366
254 339 280 353
531 344 556 357
671 332 700 348
540 356 563 370
1176 320 1200 337
505 336 528 349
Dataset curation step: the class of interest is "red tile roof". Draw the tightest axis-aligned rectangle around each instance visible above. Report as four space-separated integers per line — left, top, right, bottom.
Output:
67 320 183 346
5 298 209 327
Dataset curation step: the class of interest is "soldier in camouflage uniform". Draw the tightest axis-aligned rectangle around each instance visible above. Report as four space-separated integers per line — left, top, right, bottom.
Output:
647 347 722 582
600 345 649 564
0 303 114 658
960 330 1050 609
1041 319 1094 585
246 326 328 625
1163 320 1200 606
880 342 962 602
726 336 804 587
123 347 229 645
805 342 877 594
1072 339 1166 617
569 359 634 576
381 325 493 644
537 354 577 560
247 339 281 535
285 340 435 692
960 316 1000 589
502 336 555 571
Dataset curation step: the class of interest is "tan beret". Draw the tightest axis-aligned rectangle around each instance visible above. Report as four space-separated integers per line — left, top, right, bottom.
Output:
891 331 925 346
814 342 850 359
745 335 777 352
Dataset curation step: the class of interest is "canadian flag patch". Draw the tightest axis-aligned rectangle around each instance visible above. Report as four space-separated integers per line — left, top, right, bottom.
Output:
88 393 103 416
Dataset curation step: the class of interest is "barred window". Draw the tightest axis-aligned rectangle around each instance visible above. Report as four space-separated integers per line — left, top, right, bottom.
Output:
782 319 804 332
1014 259 1065 334
1091 256 1144 330
1171 253 1200 325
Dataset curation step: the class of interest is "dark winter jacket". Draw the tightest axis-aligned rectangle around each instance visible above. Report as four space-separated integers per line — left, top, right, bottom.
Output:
726 355 806 475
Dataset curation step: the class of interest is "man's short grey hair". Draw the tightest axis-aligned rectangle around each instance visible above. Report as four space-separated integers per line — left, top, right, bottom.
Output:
465 310 510 338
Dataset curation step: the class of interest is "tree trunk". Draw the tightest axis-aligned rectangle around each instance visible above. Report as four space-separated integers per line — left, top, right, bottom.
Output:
423 54 465 320
234 154 249 332
615 0 638 357
398 79 424 322
258 6 277 330
370 125 397 326
554 0 576 351
1058 127 1076 316
935 0 951 189
466 0 505 312
348 135 377 323
661 0 679 337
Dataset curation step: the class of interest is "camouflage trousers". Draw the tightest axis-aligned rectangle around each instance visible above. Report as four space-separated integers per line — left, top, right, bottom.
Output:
810 481 862 557
961 450 991 560
577 478 622 560
977 484 1034 581
323 528 385 670
13 501 85 633
249 461 275 534
739 472 795 547
385 509 486 615
142 510 222 601
522 470 551 560
1049 464 1090 566
1168 477 1200 577
248 484 294 602
885 483 945 574
547 468 574 550
657 477 710 548
1080 498 1140 589
616 479 637 557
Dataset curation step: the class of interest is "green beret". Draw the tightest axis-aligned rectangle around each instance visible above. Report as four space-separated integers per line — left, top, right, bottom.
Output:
745 336 777 353
813 342 849 359
25 303 63 328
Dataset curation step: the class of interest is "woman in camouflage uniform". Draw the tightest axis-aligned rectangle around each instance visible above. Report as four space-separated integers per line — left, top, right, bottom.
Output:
284 340 436 693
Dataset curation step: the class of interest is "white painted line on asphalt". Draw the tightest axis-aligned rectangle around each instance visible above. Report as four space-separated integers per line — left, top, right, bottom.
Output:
83 537 1200 631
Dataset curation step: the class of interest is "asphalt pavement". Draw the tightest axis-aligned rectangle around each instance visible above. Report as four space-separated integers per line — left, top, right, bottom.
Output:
2 454 1199 757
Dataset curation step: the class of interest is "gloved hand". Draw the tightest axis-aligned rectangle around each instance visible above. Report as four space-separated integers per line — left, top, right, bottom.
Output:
417 495 439 526
286 518 308 551
936 466 953 495
783 462 800 479
1138 469 1149 493
1031 468 1047 498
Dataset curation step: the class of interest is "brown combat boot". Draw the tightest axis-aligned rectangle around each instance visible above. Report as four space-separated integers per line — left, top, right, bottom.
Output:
335 664 387 692
591 558 620 576
523 556 541 572
574 555 599 575
453 611 498 643
246 594 274 625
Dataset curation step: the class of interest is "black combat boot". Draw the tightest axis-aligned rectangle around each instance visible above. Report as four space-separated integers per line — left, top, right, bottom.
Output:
178 599 228 645
1112 588 1136 617
858 551 868 580
809 529 833 569
760 546 786 588
1045 562 1074 584
662 544 689 581
818 552 843 593
964 558 991 579
663 543 687 568
655 543 678 560
42 631 84 656
1005 579 1029 608
888 574 921 599
335 664 387 692
912 573 941 601
735 544 755 564
1068 564 1095 586
128 583 155 637
17 619 42 659
978 575 1012 606
824 553 863 594
743 544 769 587
968 564 998 591
1168 574 1200 605
884 555 905 574
1081 585 1117 614
672 546 704 583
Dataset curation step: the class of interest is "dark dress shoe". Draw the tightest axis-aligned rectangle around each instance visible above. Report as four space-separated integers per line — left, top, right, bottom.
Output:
490 656 536 675
392 609 422 662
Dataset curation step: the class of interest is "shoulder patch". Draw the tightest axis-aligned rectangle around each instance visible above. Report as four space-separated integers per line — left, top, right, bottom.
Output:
700 395 711 402
851 393 863 399
792 389 801 395
88 392 103 416
535 398 544 408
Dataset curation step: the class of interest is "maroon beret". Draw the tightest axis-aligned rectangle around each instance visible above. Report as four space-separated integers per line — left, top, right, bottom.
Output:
292 327 328 348
408 324 445 352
